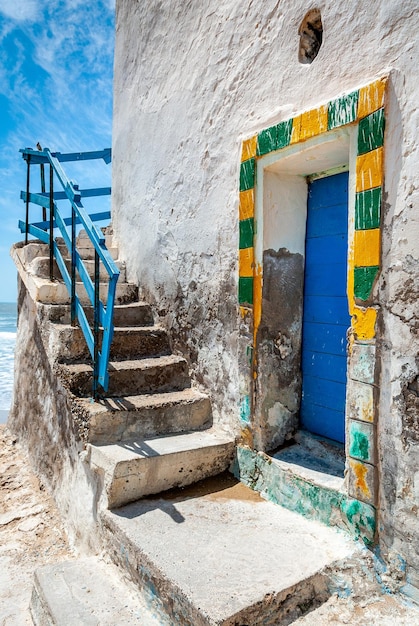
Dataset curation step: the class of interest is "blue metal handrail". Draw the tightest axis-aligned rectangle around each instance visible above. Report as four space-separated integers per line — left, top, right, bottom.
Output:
19 147 119 398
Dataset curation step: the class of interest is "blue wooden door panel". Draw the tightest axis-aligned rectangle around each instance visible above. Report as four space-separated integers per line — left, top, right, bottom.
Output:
303 296 350 325
300 172 350 443
302 322 347 355
300 404 345 443
305 234 347 260
306 175 348 208
306 206 348 237
301 351 347 383
304 263 348 296
302 376 346 413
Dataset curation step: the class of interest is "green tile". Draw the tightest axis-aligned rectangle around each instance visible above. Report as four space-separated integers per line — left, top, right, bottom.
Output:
239 218 254 249
240 395 251 424
257 125 278 156
328 90 359 130
239 158 255 191
257 119 293 156
239 277 253 305
355 187 381 230
354 266 379 301
349 420 374 463
275 119 293 150
357 108 385 155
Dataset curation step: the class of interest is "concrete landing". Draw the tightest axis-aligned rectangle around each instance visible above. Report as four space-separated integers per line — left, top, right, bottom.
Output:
30 557 167 626
102 474 362 626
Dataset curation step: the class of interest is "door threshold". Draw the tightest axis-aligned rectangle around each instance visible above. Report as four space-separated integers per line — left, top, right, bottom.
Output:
271 430 345 492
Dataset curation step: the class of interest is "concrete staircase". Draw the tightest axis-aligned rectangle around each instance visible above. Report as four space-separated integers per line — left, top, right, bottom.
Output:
15 228 235 510
14 229 374 625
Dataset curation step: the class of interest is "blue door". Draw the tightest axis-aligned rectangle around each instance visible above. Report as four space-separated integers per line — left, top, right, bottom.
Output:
300 172 350 443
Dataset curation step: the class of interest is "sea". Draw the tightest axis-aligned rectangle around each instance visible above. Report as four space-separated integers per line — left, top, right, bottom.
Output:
0 302 17 424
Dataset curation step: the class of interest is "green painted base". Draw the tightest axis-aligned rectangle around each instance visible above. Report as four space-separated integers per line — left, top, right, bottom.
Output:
232 445 376 546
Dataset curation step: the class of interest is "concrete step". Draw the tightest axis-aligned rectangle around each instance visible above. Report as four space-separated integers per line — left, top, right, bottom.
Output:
78 388 212 444
233 434 377 544
53 229 119 260
23 274 138 305
28 255 127 282
55 324 171 361
30 557 167 626
62 354 191 397
45 301 154 327
17 241 50 265
76 226 115 250
101 473 363 625
56 242 120 261
89 429 235 508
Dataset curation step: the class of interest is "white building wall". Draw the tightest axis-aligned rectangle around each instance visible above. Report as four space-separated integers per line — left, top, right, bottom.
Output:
112 0 419 580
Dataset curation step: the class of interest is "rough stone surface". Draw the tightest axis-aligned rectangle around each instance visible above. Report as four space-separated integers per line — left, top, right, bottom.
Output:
52 324 171 362
294 594 419 625
83 388 213 444
102 474 367 626
89 429 235 508
62 354 191 397
11 243 139 306
30 557 166 626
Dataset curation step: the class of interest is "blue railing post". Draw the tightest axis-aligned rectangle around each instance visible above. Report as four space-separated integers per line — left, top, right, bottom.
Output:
71 203 76 326
49 164 54 281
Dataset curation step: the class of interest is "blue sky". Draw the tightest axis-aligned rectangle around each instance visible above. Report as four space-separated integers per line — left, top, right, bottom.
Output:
0 0 115 302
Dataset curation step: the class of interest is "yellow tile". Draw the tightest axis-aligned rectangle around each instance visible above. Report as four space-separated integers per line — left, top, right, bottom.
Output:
349 459 371 499
353 228 380 267
356 147 383 192
241 136 257 162
239 189 255 221
352 306 377 340
239 247 254 277
358 78 387 119
290 105 328 144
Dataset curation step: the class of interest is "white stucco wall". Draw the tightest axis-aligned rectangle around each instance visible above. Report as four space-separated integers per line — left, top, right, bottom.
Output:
112 0 419 580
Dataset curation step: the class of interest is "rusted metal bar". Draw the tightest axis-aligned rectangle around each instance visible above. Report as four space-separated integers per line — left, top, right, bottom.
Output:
37 143 47 221
93 249 100 400
25 155 31 245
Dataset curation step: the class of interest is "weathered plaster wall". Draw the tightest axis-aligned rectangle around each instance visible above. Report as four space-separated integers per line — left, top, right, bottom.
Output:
112 0 419 581
8 278 102 552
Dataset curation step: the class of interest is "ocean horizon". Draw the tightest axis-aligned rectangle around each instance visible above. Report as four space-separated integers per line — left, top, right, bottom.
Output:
0 302 17 423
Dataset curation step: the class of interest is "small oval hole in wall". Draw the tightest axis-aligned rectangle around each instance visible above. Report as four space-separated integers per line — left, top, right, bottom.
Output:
298 8 323 64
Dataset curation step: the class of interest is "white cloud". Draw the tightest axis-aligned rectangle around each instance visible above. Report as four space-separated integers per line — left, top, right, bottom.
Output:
0 0 39 22
0 0 115 301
